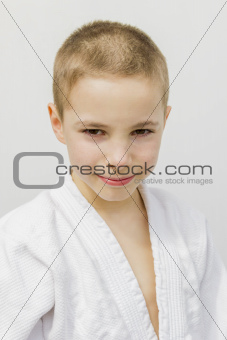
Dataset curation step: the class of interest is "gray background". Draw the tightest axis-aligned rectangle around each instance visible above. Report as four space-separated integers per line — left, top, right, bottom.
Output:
0 0 227 266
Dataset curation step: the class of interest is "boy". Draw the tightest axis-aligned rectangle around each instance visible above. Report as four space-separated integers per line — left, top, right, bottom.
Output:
0 20 227 340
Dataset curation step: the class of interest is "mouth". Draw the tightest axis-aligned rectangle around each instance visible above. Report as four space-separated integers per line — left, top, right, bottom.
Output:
97 175 135 186
101 176 133 181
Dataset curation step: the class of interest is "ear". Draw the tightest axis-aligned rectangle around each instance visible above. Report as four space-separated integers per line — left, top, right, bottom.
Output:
47 103 66 145
164 106 172 128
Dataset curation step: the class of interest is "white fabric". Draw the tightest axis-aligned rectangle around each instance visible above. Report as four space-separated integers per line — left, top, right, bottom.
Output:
0 174 227 340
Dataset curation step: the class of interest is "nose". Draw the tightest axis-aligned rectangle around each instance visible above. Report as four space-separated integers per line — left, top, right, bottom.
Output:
105 142 132 174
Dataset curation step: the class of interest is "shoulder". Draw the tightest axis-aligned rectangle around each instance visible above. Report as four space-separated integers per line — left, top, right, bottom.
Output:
0 194 55 332
145 185 206 224
142 184 208 254
0 189 56 245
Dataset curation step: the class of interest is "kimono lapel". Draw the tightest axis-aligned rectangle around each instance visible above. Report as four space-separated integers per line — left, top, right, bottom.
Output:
138 184 185 339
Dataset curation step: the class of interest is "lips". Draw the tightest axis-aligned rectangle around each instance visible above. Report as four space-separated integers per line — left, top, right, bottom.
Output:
97 174 135 186
99 175 134 181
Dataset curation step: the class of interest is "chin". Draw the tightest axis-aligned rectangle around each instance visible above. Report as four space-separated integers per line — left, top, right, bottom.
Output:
96 185 135 201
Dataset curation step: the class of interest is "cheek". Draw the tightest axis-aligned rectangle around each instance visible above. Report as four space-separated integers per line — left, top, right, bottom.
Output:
67 136 100 166
136 137 162 160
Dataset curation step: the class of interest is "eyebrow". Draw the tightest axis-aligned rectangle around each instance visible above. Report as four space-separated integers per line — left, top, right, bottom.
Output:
75 120 160 129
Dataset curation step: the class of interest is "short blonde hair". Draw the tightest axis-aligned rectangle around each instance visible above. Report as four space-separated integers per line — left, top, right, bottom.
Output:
53 20 169 122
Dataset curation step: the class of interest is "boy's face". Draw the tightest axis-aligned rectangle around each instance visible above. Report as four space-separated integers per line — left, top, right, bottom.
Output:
48 75 171 203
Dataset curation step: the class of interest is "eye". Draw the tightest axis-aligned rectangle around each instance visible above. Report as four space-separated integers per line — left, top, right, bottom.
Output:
82 128 153 137
82 129 104 136
132 129 153 137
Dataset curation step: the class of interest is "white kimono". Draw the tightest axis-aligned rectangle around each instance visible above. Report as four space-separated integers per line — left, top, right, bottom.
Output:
0 174 227 340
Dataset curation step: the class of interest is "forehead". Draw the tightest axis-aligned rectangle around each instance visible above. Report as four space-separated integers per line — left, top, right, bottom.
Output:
70 75 162 100
66 75 164 124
